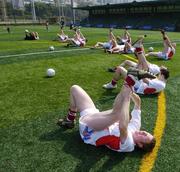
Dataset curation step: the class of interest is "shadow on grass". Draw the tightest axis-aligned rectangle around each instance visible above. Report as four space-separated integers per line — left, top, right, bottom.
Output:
138 93 158 99
98 89 117 103
40 128 144 172
100 88 158 101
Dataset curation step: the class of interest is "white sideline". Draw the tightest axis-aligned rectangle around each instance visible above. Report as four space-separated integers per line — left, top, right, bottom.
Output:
0 48 90 59
144 39 180 45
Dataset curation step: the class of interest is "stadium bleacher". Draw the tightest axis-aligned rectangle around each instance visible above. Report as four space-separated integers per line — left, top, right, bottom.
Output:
77 0 180 31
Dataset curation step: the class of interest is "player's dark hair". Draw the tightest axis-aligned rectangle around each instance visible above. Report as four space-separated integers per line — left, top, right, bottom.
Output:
160 68 169 80
142 137 156 152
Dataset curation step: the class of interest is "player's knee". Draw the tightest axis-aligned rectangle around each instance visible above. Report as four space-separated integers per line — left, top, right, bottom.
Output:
70 85 80 93
116 66 124 74
124 60 131 65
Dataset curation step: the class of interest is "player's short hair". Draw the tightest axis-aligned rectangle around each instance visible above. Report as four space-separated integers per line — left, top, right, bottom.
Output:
160 67 169 80
142 137 156 152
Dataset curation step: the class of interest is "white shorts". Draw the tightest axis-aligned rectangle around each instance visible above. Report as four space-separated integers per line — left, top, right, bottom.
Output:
157 52 168 60
126 47 135 54
121 39 128 43
80 108 99 117
116 45 125 51
79 108 108 146
103 42 112 49
59 35 68 41
73 39 81 46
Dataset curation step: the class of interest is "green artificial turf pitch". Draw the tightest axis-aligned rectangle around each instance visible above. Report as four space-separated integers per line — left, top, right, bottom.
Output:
0 26 179 172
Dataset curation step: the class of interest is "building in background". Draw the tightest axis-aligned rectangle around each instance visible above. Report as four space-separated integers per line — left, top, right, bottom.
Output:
12 0 24 9
77 0 180 31
0 0 7 21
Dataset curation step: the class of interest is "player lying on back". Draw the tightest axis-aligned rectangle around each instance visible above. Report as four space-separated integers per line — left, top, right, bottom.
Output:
66 28 87 47
103 35 169 94
56 29 69 42
57 68 156 152
145 29 176 60
92 28 114 50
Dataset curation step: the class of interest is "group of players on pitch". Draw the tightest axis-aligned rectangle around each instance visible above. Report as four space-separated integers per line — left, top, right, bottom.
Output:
55 27 176 153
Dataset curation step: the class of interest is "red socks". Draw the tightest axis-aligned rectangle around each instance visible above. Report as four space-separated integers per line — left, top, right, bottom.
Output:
67 109 77 121
125 75 135 87
111 79 117 86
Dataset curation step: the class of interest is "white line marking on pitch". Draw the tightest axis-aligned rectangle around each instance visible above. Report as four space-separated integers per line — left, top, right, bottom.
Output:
144 39 180 45
0 39 180 59
0 48 90 59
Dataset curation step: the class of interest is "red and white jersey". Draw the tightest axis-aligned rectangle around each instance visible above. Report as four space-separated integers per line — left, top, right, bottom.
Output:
79 108 141 152
116 45 125 52
166 47 175 59
59 35 68 41
134 46 143 54
134 79 166 94
78 38 86 46
134 63 160 75
158 47 175 60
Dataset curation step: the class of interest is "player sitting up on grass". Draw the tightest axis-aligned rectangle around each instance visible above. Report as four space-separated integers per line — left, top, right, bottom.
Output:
24 29 39 40
57 69 156 152
117 28 132 45
57 29 69 42
145 29 176 60
92 28 115 50
66 28 87 47
103 36 169 94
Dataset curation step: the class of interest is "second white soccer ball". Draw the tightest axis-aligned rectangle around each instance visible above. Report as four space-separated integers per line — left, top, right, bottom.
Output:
46 68 55 77
148 47 154 52
49 46 55 51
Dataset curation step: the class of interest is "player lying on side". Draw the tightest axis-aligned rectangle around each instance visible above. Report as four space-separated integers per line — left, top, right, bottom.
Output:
24 29 39 40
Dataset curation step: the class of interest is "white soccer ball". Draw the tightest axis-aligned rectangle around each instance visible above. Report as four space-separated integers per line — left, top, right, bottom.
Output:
49 46 55 51
148 47 154 52
46 68 55 77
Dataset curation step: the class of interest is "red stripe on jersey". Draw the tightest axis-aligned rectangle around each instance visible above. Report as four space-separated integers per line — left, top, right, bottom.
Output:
168 51 174 59
96 135 120 150
144 88 156 94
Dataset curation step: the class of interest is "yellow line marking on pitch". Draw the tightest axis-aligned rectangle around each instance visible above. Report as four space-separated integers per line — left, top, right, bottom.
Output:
122 54 138 62
122 54 166 172
139 91 166 172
